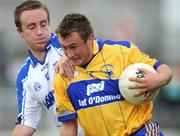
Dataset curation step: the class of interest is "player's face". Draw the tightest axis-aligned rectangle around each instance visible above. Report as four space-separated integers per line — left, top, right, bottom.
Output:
18 8 51 53
59 32 93 66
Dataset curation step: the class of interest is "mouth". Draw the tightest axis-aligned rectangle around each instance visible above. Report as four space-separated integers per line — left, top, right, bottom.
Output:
68 58 81 64
70 57 81 61
36 38 46 44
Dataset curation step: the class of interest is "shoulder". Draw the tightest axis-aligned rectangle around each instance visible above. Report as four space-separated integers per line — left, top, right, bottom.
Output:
48 33 63 56
103 40 131 48
102 40 140 53
50 33 62 49
16 58 31 85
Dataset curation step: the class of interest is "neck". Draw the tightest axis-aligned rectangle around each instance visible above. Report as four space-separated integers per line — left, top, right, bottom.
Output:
30 49 46 61
82 42 94 68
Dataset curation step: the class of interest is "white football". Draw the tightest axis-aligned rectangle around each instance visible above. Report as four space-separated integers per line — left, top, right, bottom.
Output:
118 63 160 104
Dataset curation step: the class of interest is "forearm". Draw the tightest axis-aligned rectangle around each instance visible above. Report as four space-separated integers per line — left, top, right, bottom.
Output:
157 64 173 86
12 124 35 136
60 120 78 136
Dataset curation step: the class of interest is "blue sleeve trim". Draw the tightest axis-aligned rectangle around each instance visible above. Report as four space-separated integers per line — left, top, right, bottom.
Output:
58 112 77 122
154 61 161 70
16 116 22 125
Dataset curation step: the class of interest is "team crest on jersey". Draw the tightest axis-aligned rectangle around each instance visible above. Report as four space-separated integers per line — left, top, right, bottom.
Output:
41 63 48 71
100 64 114 78
74 70 80 78
34 82 42 92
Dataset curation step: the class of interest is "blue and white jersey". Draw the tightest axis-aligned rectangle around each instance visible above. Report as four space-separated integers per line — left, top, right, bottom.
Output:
16 33 63 129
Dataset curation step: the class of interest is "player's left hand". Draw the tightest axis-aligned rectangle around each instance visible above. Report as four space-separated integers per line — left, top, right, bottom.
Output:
55 55 74 79
128 68 161 97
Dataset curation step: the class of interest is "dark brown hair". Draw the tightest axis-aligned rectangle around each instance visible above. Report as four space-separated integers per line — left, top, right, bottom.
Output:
56 13 93 43
14 0 50 31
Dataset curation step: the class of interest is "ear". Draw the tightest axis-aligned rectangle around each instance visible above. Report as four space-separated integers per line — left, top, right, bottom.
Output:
16 27 24 38
88 33 94 41
86 34 94 49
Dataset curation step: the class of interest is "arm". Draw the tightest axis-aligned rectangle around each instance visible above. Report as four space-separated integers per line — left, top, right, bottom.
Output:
126 44 173 96
12 69 42 135
55 55 74 79
60 120 78 136
129 64 173 96
54 73 78 136
12 124 35 136
156 64 173 86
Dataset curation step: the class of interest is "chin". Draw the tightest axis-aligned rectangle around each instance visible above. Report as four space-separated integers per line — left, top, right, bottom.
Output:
71 61 82 66
73 63 81 66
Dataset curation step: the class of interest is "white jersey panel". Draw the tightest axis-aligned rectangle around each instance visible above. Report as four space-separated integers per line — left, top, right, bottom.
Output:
16 33 63 129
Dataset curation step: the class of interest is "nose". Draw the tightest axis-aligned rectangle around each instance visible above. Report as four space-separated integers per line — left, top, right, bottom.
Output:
36 26 43 35
65 49 74 59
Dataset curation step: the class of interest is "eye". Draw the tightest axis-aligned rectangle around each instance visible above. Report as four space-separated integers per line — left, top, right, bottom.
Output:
28 25 35 30
70 45 77 49
62 46 67 51
40 20 48 27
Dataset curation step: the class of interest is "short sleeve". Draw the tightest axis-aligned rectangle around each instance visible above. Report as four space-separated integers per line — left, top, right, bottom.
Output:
53 73 77 122
16 76 42 129
128 43 160 69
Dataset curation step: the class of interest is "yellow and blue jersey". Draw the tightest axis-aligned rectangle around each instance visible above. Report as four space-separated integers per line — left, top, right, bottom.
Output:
54 38 161 136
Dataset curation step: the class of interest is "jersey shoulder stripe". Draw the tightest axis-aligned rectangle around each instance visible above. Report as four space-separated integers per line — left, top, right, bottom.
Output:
50 33 62 49
16 58 31 86
104 40 131 48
